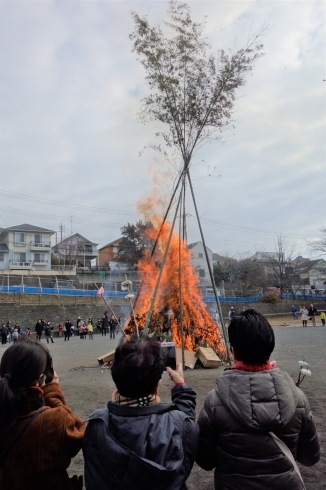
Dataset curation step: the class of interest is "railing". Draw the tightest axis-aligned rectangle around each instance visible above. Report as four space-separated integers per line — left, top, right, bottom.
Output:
33 260 49 264
14 242 26 247
30 242 51 248
9 261 32 269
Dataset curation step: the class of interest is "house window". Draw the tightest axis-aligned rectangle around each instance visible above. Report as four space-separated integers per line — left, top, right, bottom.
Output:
34 234 43 245
199 269 206 277
198 253 203 258
34 253 45 262
14 252 26 263
0 252 4 262
84 245 92 254
14 233 25 245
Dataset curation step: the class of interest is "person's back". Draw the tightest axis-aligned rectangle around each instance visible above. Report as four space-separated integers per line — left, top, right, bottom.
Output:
83 339 199 490
0 339 85 490
196 310 320 490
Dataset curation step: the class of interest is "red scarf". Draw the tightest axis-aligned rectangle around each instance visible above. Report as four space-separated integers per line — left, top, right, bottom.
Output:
232 360 275 372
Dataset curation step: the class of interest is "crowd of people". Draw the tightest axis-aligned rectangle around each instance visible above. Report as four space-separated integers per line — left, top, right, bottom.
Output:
0 311 122 347
0 310 320 490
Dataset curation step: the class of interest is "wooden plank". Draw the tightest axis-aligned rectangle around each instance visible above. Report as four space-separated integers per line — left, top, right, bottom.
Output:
97 350 115 366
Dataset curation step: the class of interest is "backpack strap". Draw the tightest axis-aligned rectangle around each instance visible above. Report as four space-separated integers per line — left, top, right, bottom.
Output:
0 406 45 468
269 432 305 489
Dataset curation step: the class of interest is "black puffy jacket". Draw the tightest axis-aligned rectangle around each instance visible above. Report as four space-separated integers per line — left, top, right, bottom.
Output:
196 368 320 490
83 384 199 490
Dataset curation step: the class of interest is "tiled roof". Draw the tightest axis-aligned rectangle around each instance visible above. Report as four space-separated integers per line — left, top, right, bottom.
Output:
4 223 55 233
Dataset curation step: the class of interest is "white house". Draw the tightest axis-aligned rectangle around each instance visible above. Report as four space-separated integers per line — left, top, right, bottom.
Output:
188 241 213 281
0 224 54 272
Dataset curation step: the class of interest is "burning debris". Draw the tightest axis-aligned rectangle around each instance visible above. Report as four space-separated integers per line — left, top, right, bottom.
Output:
123 219 226 359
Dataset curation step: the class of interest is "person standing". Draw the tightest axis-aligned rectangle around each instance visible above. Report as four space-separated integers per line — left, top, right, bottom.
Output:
308 304 317 326
1 324 8 346
300 306 308 327
12 328 19 343
291 305 298 320
87 320 94 340
109 315 117 340
320 311 326 326
44 322 55 344
96 318 102 334
101 314 108 336
64 320 73 341
58 324 64 338
196 310 320 490
35 320 43 341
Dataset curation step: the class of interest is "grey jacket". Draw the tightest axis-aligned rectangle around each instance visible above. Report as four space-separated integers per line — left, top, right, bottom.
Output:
196 368 320 490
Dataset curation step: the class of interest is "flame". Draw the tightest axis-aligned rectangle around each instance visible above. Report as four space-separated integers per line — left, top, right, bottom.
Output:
124 218 226 359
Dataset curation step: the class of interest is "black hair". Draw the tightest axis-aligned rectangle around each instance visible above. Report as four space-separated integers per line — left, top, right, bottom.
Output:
228 309 275 364
0 339 50 444
111 339 164 399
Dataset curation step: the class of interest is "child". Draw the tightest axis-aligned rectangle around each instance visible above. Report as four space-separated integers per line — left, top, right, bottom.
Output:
320 311 326 326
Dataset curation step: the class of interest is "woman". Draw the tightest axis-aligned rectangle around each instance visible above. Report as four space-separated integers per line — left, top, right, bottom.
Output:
300 305 309 327
0 339 85 490
196 310 320 490
83 339 199 490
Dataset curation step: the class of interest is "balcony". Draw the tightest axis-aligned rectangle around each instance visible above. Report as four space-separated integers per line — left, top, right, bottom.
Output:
14 242 26 247
30 242 51 251
9 261 32 270
33 260 49 265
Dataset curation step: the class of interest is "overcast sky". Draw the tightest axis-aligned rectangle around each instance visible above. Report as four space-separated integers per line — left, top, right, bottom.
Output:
0 0 325 257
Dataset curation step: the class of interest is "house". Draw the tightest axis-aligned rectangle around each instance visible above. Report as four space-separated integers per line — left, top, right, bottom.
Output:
98 238 123 266
52 233 98 268
292 258 326 289
0 224 54 272
188 241 213 281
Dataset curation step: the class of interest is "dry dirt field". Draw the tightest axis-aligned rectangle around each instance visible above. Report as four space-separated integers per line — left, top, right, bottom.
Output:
1 320 325 489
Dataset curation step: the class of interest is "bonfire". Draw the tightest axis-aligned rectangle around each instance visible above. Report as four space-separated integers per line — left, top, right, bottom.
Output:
123 219 226 359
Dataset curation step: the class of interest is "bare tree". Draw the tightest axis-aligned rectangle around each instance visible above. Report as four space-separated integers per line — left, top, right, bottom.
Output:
307 228 326 256
262 235 296 298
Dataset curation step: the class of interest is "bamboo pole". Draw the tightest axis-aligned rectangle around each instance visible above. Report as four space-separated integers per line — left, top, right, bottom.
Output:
93 283 127 337
178 181 185 369
186 169 231 363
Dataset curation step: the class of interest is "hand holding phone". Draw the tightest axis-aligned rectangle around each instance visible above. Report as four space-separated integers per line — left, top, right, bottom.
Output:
161 342 177 370
166 363 184 385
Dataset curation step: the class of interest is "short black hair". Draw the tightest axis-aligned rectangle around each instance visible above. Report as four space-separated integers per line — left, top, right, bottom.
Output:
228 309 275 364
111 339 164 398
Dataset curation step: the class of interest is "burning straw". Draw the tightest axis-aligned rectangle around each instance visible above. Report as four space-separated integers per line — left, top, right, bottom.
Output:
123 219 226 359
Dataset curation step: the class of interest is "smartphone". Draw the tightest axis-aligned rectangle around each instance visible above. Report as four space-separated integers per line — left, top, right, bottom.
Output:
161 341 177 370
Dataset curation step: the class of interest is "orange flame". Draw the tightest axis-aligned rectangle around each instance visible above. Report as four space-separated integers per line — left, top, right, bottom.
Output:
125 219 226 359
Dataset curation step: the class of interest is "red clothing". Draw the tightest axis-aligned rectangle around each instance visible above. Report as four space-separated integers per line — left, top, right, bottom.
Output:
0 383 85 490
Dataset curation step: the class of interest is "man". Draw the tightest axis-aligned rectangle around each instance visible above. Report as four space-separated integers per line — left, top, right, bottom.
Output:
228 307 237 323
101 314 108 336
0 323 8 346
109 315 117 339
291 305 298 320
35 319 43 341
44 322 55 344
308 303 317 326
196 310 320 490
64 319 73 341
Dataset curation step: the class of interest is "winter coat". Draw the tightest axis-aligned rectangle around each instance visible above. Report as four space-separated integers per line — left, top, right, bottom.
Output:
308 306 317 316
35 322 43 335
0 383 85 490
300 308 308 321
196 367 320 490
83 384 199 490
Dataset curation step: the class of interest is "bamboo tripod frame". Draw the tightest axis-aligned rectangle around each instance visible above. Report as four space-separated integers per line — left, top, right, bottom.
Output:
137 164 232 365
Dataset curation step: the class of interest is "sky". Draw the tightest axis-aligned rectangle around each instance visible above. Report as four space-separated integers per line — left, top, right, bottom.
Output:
0 0 325 258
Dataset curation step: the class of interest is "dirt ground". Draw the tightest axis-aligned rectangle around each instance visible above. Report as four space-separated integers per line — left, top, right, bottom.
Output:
1 319 325 489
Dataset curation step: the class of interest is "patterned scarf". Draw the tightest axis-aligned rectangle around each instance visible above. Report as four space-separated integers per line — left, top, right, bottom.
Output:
115 393 157 407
